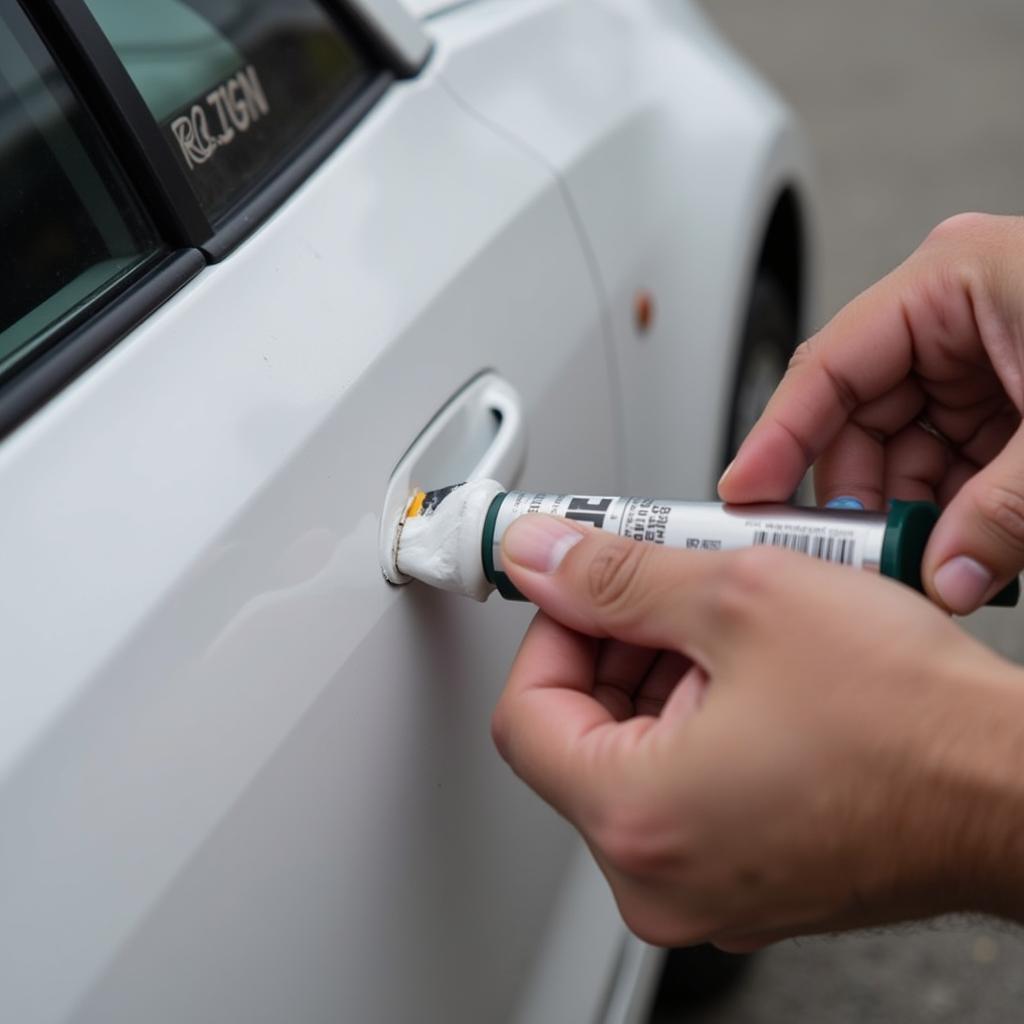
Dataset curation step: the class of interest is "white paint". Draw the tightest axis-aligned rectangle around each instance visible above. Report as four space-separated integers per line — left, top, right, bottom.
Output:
400 0 466 19
0 54 620 1024
439 0 820 498
396 479 501 600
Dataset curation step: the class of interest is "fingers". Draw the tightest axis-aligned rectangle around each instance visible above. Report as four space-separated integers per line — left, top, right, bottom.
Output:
594 642 691 719
923 423 1024 612
494 609 695 820
634 651 692 716
813 422 887 509
497 514 830 676
811 379 935 507
949 405 1019 468
719 268 918 503
500 514 741 663
493 515 731 825
718 215 1021 507
656 663 708 731
881 426 949 503
594 640 659 720
936 458 977 507
491 611 613 815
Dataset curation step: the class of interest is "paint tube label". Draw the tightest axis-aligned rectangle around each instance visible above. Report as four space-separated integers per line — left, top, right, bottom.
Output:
489 493 887 574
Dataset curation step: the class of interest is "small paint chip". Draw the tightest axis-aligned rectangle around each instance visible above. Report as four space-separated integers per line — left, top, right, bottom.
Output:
634 290 655 334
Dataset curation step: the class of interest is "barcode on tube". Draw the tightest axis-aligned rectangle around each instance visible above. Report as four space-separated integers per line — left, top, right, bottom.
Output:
752 530 854 565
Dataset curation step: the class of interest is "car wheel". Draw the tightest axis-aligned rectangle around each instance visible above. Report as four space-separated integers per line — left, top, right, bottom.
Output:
723 273 799 466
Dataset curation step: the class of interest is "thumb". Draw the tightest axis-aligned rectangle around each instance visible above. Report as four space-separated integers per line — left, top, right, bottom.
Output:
924 426 1024 613
499 514 737 661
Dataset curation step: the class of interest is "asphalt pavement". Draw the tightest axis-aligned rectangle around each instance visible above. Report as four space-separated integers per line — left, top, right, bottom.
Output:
653 2 1024 1020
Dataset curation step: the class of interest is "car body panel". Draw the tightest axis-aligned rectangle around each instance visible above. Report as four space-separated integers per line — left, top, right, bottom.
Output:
0 1 815 1020
401 0 460 21
0 60 623 1023
438 0 818 496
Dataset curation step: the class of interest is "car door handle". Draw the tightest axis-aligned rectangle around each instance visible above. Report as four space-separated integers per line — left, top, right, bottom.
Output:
467 376 526 484
379 373 527 583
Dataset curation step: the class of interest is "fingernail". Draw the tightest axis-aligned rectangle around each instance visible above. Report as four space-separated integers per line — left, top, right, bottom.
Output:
718 460 735 488
826 496 865 510
503 515 585 573
933 556 994 613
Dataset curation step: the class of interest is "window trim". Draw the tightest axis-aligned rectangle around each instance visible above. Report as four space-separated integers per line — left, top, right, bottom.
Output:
204 69 392 259
0 0 402 437
28 0 407 259
0 250 205 440
27 0 213 247
339 0 432 78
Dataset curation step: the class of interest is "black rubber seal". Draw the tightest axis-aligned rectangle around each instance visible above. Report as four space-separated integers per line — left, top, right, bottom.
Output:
0 250 205 441
203 72 392 260
32 0 212 246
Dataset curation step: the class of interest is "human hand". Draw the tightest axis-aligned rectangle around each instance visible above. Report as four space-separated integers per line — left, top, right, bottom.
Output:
491 515 1024 948
719 213 1024 614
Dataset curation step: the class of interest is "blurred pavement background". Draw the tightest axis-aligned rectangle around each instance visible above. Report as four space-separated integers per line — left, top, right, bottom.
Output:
654 2 1024 1020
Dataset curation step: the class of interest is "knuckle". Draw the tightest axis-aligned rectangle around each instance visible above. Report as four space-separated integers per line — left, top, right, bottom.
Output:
594 801 685 880
618 902 706 949
787 337 861 414
975 483 1024 556
586 540 649 614
792 336 862 413
924 211 996 247
786 337 815 374
489 701 514 763
921 214 1002 292
593 795 719 948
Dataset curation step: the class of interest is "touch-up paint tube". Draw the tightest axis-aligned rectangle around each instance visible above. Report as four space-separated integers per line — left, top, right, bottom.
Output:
394 479 1020 606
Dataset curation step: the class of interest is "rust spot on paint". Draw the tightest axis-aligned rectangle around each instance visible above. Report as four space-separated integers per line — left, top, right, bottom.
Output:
634 290 654 334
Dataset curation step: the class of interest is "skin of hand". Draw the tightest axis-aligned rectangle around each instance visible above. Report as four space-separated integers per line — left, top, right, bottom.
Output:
492 515 1024 949
719 212 1024 614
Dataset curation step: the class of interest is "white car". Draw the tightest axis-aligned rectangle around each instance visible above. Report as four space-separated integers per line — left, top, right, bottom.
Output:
0 1 815 1021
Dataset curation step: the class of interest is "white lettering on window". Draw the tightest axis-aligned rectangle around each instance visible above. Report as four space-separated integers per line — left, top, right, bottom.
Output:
171 64 269 171
171 104 217 169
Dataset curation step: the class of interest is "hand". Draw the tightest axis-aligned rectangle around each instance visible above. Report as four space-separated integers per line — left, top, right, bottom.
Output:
491 515 1024 948
719 213 1024 613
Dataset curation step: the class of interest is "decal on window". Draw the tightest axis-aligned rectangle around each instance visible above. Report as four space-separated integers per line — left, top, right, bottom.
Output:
171 65 269 170
85 0 373 220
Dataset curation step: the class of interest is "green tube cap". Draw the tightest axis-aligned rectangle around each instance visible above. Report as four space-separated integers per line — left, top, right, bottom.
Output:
482 492 527 600
882 500 1020 607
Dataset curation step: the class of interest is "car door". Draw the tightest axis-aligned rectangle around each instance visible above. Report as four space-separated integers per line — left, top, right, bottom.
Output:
0 2 633 1022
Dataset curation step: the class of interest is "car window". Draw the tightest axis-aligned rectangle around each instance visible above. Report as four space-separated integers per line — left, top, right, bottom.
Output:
0 2 160 384
84 0 374 222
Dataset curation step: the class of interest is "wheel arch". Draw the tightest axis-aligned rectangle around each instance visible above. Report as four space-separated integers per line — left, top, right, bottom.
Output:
755 185 807 336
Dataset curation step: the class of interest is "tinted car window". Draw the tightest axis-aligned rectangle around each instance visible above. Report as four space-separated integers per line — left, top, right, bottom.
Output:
0 2 160 383
85 0 373 221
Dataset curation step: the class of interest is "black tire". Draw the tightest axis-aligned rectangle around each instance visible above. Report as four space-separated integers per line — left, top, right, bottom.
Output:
722 273 799 468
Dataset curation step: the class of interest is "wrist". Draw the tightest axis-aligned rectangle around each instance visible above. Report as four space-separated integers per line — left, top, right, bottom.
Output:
921 649 1024 919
